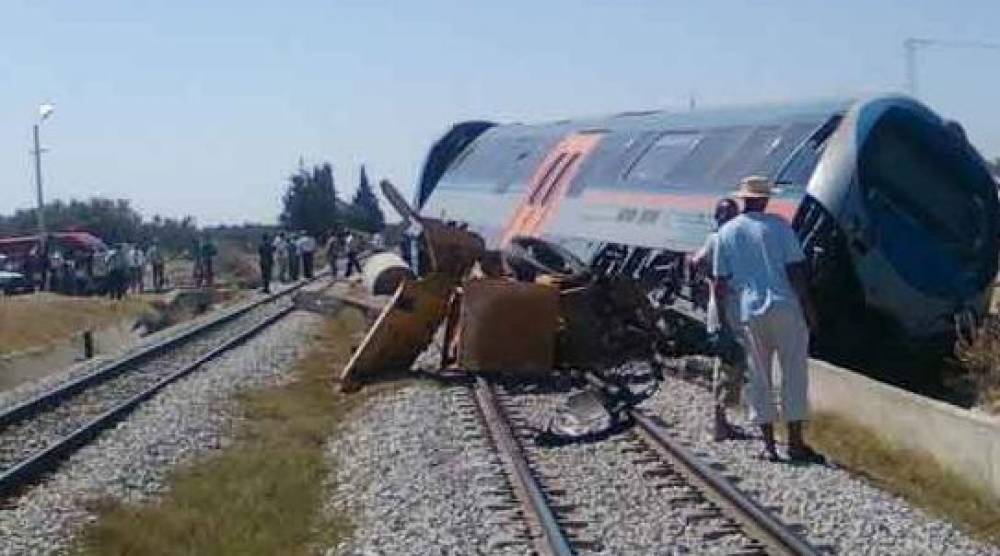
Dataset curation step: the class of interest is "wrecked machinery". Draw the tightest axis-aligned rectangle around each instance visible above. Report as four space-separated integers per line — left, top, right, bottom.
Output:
337 181 671 399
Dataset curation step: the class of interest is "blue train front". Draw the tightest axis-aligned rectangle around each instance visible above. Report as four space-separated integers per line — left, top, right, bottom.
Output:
415 95 999 354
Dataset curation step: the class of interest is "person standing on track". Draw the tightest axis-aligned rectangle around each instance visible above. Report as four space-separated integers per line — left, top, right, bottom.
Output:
274 232 289 283
344 231 362 277
324 228 342 277
258 233 275 294
691 197 744 442
712 176 824 464
297 231 317 280
287 233 300 281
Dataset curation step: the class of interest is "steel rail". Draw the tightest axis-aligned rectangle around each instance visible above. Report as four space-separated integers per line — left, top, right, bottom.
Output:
0 275 324 499
0 304 295 499
0 279 312 431
584 371 819 556
472 377 574 556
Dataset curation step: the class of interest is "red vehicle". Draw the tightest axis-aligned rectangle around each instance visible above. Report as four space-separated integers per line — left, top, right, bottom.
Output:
0 231 109 294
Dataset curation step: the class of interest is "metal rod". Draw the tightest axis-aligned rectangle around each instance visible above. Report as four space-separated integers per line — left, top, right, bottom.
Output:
473 377 574 556
582 371 817 556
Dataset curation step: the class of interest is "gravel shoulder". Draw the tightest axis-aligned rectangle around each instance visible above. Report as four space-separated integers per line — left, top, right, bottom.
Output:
0 310 323 555
324 381 532 556
642 365 999 555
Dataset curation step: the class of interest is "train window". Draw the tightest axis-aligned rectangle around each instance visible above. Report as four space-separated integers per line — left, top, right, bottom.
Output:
442 132 555 191
775 116 842 187
707 126 775 185
569 130 659 196
860 113 982 251
625 132 700 184
665 127 746 188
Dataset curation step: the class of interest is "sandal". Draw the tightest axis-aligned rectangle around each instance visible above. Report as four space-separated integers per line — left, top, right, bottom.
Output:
788 445 826 465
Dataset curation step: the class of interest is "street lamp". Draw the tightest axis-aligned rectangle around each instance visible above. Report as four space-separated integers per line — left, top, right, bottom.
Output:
32 102 54 289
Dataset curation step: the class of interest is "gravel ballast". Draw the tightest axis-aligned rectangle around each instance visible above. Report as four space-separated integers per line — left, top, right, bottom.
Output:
325 364 998 555
0 300 291 475
325 383 533 556
0 289 279 414
0 310 322 556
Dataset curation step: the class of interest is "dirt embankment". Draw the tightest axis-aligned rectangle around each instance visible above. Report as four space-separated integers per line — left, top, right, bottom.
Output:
0 293 155 391
0 293 152 358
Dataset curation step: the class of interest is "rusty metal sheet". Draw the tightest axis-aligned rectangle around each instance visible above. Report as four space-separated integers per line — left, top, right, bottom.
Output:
338 273 452 389
458 279 558 374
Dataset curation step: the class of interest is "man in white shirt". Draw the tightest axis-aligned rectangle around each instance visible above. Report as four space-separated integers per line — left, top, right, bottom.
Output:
344 232 362 277
296 232 318 279
273 233 289 282
713 176 823 463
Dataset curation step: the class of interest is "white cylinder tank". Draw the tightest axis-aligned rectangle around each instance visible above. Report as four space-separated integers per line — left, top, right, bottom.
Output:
361 252 415 295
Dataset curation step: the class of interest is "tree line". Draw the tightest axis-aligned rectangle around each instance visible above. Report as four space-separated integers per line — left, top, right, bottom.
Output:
0 198 200 254
279 161 386 239
0 157 388 254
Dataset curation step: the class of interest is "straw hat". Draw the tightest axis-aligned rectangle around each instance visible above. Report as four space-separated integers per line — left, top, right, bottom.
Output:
733 175 778 199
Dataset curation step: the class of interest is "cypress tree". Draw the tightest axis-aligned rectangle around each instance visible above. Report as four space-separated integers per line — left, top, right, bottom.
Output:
349 165 385 232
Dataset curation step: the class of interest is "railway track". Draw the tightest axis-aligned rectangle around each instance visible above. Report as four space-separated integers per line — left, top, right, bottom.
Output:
470 374 819 555
0 279 318 499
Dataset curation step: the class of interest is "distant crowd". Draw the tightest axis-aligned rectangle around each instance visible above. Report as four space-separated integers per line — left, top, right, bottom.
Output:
102 239 169 299
256 226 382 293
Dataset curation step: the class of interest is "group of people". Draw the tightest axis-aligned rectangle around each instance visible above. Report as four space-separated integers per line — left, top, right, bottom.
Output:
256 231 319 294
256 228 382 294
324 227 377 278
190 237 217 288
104 240 167 299
691 175 823 464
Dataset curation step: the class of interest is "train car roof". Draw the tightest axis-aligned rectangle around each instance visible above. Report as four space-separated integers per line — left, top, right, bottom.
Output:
496 97 855 134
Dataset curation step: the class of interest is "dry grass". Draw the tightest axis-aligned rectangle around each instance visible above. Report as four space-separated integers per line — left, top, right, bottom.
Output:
0 293 152 357
73 307 371 556
215 239 261 289
954 315 1000 413
806 412 1000 543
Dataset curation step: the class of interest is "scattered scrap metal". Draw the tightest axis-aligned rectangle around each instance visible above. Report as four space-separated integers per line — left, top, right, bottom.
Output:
336 181 673 442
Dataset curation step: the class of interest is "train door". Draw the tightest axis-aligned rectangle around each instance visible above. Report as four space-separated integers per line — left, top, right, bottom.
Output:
500 132 604 246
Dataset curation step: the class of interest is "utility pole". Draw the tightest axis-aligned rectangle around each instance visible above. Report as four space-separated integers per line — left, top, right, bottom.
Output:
904 37 1000 97
32 102 54 290
32 123 46 238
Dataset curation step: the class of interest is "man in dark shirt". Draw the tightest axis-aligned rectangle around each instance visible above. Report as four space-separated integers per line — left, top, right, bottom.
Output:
200 236 218 287
258 233 275 294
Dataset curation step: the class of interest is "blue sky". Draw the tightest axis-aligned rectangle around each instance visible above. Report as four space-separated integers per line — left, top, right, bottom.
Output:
1 1 998 224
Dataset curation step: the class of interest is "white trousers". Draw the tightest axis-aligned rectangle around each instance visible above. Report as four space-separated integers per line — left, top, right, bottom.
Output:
736 303 809 425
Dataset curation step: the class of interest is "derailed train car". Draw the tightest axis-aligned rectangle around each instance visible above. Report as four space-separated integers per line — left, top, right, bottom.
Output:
413 95 999 356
